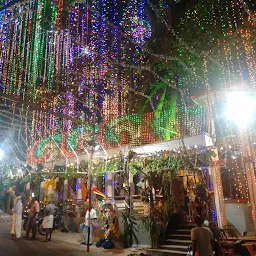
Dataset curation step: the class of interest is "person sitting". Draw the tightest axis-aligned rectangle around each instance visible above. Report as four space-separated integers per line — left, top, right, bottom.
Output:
96 229 115 249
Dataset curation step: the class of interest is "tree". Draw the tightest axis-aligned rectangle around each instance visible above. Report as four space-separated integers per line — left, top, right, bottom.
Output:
134 0 256 140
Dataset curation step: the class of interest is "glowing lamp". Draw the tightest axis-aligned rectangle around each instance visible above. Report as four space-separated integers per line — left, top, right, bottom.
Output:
224 91 256 127
94 145 100 151
0 149 4 160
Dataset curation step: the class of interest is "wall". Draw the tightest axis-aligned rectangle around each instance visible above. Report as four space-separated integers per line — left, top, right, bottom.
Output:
225 201 254 235
118 217 151 248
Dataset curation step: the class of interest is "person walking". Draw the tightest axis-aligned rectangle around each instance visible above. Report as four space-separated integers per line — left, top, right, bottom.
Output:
15 195 23 238
42 201 57 242
26 197 40 240
191 215 214 256
81 205 97 245
10 193 23 239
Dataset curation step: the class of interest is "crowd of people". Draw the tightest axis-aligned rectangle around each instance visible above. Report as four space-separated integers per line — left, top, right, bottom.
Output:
9 193 119 250
9 193 220 256
10 193 56 242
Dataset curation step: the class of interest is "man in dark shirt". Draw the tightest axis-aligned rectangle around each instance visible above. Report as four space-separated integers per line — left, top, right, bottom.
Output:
191 215 214 256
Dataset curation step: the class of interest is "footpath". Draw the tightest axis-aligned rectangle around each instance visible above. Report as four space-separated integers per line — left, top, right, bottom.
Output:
51 230 147 256
0 213 147 256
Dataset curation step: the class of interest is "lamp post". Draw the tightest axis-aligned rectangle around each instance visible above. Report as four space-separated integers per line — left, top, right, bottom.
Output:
225 91 256 234
87 143 94 252
86 141 106 252
86 111 101 252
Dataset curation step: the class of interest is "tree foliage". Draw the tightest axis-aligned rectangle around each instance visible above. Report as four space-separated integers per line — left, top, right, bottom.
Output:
138 0 256 123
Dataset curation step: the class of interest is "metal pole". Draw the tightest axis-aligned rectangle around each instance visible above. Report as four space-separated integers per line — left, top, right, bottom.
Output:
102 145 108 170
51 138 68 173
87 149 93 252
67 141 79 172
87 114 97 252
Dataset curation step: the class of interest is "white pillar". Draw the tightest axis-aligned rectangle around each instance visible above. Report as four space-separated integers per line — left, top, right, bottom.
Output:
63 179 68 202
26 182 30 191
40 182 45 202
240 127 256 234
106 172 113 198
92 176 97 186
211 147 227 227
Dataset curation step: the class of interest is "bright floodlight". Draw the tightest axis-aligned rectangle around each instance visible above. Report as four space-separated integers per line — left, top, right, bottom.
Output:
225 91 256 127
0 149 4 160
94 145 100 151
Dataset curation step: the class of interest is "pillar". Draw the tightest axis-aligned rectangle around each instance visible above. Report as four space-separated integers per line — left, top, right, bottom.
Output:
211 147 227 227
63 179 68 202
77 178 82 203
129 173 135 196
240 127 256 234
25 182 30 205
106 172 114 198
40 182 45 202
92 176 97 186
129 172 134 213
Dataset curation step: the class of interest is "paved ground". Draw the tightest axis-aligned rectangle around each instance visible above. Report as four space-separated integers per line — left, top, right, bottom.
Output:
0 213 146 256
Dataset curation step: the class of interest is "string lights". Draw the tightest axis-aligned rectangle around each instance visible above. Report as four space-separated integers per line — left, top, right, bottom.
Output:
0 0 205 145
1 1 256 215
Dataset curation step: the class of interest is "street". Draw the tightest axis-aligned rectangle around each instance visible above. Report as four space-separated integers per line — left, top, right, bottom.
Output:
0 214 87 256
0 214 136 256
1 0 254 255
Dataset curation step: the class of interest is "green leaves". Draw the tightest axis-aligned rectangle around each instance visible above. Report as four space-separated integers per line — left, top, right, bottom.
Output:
93 158 122 176
79 160 88 172
120 212 139 247
198 149 216 165
129 154 182 175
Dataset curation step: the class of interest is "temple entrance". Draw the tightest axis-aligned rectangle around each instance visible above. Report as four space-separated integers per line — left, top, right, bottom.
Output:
172 171 212 223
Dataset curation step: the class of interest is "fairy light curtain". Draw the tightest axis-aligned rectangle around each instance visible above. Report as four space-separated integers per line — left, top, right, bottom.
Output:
176 0 256 201
0 0 151 139
0 0 209 164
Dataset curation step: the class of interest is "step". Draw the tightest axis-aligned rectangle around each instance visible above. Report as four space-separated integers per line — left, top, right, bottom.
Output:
177 224 195 229
160 244 188 251
165 239 191 246
147 248 187 256
175 229 191 232
178 223 196 226
169 234 191 239
172 229 191 235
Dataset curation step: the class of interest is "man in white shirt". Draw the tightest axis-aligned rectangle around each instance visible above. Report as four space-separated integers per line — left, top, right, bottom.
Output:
15 196 23 238
10 193 23 239
81 206 97 245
